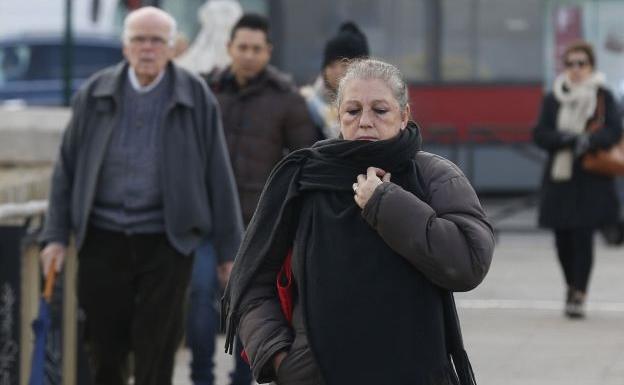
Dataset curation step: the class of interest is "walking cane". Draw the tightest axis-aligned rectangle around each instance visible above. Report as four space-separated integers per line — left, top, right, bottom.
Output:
29 257 57 385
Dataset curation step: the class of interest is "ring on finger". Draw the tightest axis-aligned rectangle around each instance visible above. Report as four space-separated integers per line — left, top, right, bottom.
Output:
352 182 358 193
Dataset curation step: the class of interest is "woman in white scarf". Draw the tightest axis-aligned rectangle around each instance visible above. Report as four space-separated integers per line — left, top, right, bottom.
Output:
300 22 369 139
550 69 606 180
533 41 622 319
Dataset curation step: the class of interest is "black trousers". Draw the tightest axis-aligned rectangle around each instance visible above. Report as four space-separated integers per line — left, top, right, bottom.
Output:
78 226 193 385
554 228 594 293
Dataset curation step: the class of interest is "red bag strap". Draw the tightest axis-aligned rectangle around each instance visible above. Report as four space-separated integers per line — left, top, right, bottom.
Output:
587 91 606 133
241 249 295 366
276 249 294 324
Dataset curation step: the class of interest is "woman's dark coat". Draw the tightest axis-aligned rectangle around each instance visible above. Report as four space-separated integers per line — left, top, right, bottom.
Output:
228 128 494 384
533 88 622 229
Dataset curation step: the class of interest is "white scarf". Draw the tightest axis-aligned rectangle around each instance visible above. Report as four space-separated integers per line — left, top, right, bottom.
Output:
301 76 340 139
550 72 605 181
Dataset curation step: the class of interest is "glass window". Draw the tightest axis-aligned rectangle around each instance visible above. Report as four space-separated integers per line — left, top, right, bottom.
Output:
73 45 123 78
162 0 207 40
0 43 122 83
359 0 429 81
442 0 543 82
25 45 62 80
239 0 269 15
160 0 268 41
279 0 429 84
441 0 476 80
0 45 31 83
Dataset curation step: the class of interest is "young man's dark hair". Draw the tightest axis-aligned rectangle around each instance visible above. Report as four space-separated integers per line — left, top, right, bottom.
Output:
230 13 270 41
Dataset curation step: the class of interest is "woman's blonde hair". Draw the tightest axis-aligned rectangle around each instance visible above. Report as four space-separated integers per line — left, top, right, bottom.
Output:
335 58 409 111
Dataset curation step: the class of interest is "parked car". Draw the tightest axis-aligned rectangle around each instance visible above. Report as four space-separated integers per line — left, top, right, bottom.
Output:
0 33 123 106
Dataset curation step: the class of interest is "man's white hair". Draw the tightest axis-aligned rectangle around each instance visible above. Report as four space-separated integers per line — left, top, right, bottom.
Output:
122 6 178 47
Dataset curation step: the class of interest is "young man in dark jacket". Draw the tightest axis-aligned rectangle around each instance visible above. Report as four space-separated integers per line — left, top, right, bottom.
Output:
209 13 318 224
187 12 317 385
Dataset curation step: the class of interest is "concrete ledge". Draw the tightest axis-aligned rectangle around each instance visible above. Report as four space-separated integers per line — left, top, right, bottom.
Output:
0 166 52 204
0 107 70 164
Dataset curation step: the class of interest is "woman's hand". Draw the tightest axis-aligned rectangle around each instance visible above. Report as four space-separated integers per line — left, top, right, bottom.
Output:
273 350 288 373
574 133 591 156
353 167 391 209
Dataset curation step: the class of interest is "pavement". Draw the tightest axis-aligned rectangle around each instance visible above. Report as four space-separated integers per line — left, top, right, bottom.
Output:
171 200 624 385
457 232 624 385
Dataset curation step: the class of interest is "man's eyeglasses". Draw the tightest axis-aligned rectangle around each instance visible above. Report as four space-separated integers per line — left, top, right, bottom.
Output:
129 35 168 46
564 60 589 69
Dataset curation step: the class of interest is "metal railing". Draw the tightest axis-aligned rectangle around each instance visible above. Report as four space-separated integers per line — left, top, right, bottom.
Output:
0 201 76 385
421 124 545 233
0 201 48 221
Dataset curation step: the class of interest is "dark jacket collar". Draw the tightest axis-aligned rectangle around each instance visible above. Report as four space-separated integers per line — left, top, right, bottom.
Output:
212 64 295 94
92 61 195 108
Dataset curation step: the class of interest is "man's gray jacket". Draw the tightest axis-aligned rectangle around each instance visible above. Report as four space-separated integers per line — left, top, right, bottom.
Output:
40 61 244 262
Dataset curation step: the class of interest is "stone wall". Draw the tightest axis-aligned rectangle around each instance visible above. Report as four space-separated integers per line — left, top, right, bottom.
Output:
0 107 69 204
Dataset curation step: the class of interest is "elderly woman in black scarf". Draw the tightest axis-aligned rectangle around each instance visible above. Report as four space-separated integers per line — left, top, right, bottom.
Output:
222 59 494 385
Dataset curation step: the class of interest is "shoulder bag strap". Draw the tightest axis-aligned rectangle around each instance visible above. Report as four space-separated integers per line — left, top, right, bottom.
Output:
443 291 477 385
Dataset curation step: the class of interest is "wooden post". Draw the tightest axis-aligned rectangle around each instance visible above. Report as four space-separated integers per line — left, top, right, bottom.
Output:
62 244 77 385
19 245 40 385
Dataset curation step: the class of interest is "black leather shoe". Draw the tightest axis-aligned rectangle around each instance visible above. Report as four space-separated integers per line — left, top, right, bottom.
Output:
565 291 586 319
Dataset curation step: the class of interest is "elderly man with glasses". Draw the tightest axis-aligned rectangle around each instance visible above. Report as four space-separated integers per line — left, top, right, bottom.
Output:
39 7 243 385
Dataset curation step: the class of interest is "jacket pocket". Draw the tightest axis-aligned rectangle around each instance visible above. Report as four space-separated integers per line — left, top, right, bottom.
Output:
275 346 323 385
275 350 295 384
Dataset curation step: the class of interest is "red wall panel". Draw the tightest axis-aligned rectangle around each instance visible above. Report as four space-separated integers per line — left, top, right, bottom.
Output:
408 84 544 142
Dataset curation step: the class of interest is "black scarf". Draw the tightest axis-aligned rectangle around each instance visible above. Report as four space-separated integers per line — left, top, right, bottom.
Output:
222 123 475 385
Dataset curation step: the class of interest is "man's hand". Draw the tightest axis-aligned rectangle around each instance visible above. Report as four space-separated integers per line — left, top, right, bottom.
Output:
40 242 67 276
353 167 391 209
217 261 234 288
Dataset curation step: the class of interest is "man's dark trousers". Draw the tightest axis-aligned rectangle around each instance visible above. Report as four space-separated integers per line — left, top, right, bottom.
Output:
78 226 193 385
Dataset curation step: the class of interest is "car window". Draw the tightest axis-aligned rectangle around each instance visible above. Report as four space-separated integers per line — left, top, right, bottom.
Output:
0 45 31 84
1 42 122 83
74 46 123 78
26 45 63 80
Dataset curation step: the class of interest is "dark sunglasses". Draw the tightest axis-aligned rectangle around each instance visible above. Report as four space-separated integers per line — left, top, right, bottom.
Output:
564 59 589 69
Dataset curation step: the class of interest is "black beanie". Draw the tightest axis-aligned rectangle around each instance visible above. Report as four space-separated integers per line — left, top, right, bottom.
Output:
322 21 369 68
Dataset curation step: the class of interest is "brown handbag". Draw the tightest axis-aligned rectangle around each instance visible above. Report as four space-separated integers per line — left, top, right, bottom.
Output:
581 91 624 176
582 139 624 176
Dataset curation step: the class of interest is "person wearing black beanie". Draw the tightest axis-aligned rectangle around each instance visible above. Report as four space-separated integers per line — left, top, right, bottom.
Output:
323 21 370 68
301 21 369 139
